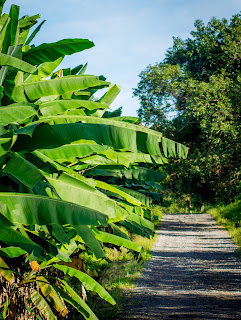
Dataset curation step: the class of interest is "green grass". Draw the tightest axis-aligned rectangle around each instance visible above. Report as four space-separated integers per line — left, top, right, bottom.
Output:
85 205 163 319
160 190 212 214
161 193 201 213
207 199 241 249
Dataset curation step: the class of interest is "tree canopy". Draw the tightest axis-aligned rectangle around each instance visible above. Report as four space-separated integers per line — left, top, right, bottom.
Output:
134 13 241 203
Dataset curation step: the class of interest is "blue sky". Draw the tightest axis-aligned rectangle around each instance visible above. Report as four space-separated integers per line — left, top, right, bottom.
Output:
4 0 241 116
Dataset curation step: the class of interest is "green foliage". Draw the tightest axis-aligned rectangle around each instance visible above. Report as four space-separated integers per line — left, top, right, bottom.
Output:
23 39 94 65
103 106 122 118
208 200 241 247
0 3 187 319
84 206 163 319
134 13 241 202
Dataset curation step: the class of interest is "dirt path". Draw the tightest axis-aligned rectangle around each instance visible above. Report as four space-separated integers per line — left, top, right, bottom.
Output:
123 213 241 319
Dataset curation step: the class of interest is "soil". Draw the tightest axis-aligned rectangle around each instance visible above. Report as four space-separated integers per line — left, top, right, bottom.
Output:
121 213 241 320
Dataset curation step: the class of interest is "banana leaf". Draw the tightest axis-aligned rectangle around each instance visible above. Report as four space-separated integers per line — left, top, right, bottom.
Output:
38 143 109 161
31 290 57 320
112 185 152 207
138 190 163 202
88 166 166 182
0 257 14 282
0 246 27 258
109 116 141 123
0 1 6 16
3 152 43 188
18 14 40 29
54 264 116 305
91 227 143 253
14 122 137 152
98 84 121 106
12 75 109 101
23 38 94 65
74 225 105 259
95 180 142 206
25 20 46 45
0 102 36 126
25 57 63 83
45 173 121 220
26 115 188 157
0 136 14 157
57 280 99 320
37 276 68 316
0 224 43 257
39 99 109 117
0 52 36 73
8 5 19 47
0 192 108 226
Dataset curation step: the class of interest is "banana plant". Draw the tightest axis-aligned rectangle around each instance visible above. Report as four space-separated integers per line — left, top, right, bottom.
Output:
0 2 188 319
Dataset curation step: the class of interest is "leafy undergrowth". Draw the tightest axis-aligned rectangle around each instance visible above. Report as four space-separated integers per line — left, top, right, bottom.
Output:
207 199 241 249
162 191 205 214
84 206 163 319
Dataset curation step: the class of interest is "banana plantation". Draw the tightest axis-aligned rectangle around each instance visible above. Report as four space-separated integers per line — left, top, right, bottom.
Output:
0 1 188 319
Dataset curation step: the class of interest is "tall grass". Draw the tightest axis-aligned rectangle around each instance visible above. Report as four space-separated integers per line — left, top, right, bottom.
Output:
207 200 241 248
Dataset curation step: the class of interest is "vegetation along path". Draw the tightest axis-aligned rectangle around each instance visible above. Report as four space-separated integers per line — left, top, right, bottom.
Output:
124 213 241 319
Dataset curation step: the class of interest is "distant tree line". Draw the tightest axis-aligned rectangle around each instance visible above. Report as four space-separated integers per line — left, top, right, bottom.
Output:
134 13 241 204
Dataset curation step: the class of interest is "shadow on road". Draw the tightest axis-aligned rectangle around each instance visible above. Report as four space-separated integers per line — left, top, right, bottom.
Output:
121 214 241 320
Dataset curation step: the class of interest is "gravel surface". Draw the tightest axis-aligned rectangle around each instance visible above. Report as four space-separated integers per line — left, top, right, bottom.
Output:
122 213 241 320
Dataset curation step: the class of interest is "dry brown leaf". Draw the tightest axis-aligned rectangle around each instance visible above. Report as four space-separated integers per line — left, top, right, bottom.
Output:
63 258 84 272
6 301 17 320
29 261 40 272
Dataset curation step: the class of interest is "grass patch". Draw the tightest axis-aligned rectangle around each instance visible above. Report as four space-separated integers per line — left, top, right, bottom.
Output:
161 191 209 214
162 193 201 213
207 199 241 249
85 205 163 319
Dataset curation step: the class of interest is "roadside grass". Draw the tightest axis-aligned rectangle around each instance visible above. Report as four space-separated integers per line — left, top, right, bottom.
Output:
207 199 241 249
85 205 164 319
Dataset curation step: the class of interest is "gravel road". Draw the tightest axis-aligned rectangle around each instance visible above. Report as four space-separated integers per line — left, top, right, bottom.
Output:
122 213 241 320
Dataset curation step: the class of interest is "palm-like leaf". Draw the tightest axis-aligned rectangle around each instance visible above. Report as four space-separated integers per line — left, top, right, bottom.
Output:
23 39 94 65
31 291 57 320
54 264 116 305
0 192 108 226
57 280 99 320
0 3 188 319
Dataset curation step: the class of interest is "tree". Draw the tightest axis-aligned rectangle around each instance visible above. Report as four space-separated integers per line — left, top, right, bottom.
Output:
134 13 241 203
103 106 123 118
0 2 188 319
